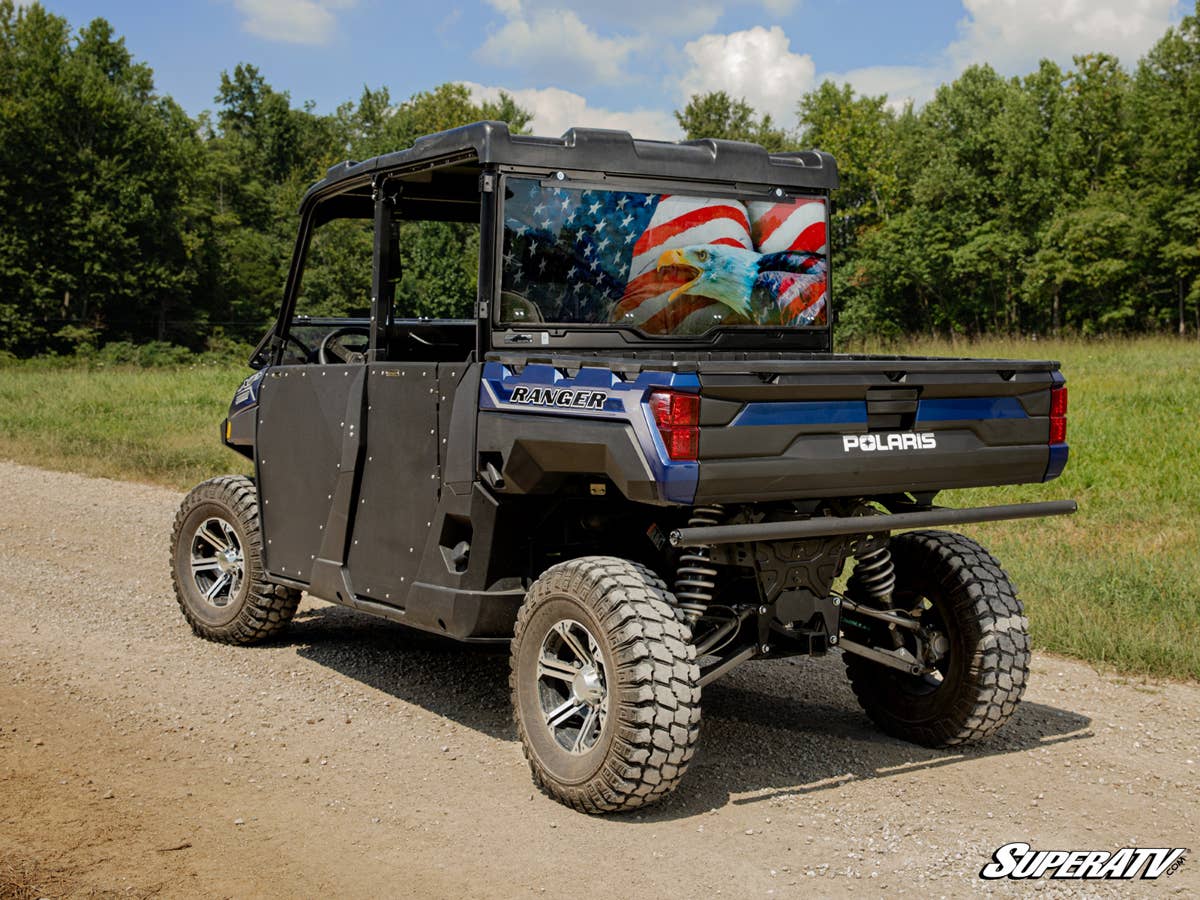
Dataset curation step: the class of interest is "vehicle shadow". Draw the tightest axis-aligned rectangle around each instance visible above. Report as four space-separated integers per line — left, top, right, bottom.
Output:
286 602 1093 820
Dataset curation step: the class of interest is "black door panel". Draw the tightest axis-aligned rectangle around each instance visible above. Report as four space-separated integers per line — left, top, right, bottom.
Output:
256 363 365 582
346 365 441 605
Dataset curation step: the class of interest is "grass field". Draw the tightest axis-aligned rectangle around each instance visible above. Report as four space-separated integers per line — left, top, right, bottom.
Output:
1 338 1197 680
0 361 253 489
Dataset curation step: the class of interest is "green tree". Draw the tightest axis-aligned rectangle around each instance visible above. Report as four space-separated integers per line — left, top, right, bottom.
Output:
479 90 533 134
1028 190 1154 333
1132 4 1200 334
0 2 204 350
1159 193 1200 334
798 82 906 230
675 91 790 150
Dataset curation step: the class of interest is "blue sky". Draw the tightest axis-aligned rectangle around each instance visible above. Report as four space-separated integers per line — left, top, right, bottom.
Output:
41 0 1188 138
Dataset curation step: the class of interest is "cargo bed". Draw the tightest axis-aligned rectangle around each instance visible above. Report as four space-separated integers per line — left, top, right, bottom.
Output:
484 351 1068 504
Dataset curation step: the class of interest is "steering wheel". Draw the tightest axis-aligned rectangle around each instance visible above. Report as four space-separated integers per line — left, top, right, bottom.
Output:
318 326 371 365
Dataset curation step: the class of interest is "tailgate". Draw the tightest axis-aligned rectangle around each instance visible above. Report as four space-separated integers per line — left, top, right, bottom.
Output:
694 356 1065 503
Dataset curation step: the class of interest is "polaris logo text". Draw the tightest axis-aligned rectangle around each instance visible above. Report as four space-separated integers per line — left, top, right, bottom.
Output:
509 386 607 410
843 432 936 452
980 843 1187 880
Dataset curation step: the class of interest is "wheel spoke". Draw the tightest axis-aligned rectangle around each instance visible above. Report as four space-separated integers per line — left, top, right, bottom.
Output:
537 654 578 683
196 523 229 552
203 571 231 601
572 706 600 752
535 617 609 755
554 621 592 666
191 558 221 573
544 698 585 729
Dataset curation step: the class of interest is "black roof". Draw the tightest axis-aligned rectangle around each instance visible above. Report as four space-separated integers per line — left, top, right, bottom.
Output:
305 121 838 204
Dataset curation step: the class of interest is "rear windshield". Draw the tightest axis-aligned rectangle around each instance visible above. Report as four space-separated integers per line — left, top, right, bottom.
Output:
499 176 828 336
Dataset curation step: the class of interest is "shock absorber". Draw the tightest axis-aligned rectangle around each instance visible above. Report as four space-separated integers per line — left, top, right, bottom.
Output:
673 504 725 625
847 543 896 605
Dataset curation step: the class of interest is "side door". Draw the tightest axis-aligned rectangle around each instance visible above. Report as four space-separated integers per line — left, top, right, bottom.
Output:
257 359 365 592
256 203 374 598
344 169 483 611
343 361 441 605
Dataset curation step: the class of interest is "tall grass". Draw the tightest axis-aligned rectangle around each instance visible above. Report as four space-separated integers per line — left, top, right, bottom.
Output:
0 338 1196 679
0 362 252 488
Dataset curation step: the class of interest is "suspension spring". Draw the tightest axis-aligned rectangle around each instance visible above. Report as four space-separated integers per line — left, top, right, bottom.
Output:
848 544 896 604
673 504 725 624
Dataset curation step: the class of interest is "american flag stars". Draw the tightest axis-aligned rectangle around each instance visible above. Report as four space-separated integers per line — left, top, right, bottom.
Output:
501 178 660 322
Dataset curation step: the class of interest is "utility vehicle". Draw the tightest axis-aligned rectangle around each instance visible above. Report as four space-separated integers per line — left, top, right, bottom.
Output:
171 122 1075 814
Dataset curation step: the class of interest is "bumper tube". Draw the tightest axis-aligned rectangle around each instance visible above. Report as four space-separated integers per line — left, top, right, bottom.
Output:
669 499 1078 547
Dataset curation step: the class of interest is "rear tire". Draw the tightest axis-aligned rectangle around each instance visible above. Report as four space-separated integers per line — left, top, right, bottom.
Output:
170 475 300 645
510 556 701 814
843 530 1030 747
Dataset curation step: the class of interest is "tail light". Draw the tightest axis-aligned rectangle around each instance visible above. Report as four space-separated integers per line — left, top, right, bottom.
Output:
1049 385 1067 444
648 390 700 461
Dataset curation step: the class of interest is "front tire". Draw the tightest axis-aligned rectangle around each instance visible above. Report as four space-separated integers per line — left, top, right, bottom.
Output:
844 530 1030 747
510 557 701 814
170 475 300 645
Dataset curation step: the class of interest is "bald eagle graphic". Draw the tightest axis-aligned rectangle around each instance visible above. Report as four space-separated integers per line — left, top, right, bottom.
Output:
656 245 827 327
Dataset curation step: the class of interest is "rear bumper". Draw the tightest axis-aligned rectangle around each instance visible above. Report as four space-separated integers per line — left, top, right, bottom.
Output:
669 499 1078 546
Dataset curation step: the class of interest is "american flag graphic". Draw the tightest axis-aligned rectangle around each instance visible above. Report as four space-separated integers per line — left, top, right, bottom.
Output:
500 178 828 333
748 198 827 254
611 196 754 334
747 198 829 326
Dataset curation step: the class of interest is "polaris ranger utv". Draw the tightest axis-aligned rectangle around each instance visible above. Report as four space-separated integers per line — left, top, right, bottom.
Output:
170 122 1075 814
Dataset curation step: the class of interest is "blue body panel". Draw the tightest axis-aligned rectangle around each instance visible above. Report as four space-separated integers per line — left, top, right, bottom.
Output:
916 396 1027 422
731 401 867 427
479 361 700 504
729 395 1031 428
229 369 265 416
1044 444 1069 481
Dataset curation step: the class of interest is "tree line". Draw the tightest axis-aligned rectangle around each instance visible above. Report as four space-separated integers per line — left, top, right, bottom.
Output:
2 0 1199 357
0 1 530 355
678 7 1200 340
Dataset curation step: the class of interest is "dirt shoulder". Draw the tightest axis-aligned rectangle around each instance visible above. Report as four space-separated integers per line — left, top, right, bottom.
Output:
0 460 1197 898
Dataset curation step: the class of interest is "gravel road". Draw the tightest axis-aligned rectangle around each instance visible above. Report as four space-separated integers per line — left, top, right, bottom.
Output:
1 460 1197 898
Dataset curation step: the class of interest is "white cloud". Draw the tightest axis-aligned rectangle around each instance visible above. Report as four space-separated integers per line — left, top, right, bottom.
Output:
483 0 523 15
233 0 356 45
477 9 646 84
677 25 816 124
575 0 723 36
475 0 812 87
814 0 1183 111
465 1 1186 152
483 1 801 38
949 0 1183 73
463 82 681 140
673 1 1184 122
